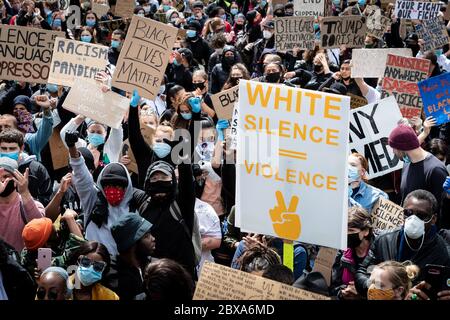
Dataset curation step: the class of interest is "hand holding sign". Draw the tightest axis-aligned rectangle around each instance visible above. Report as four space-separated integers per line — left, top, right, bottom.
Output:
270 191 301 240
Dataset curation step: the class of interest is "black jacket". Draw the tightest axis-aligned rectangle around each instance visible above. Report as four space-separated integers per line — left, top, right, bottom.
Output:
0 239 36 301
355 228 450 297
19 156 53 207
0 82 33 115
108 47 120 66
186 37 212 72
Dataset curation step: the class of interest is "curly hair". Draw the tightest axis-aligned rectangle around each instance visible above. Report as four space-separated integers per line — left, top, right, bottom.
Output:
238 243 281 273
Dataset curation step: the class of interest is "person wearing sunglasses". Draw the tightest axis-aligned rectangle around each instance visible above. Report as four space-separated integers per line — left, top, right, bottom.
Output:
36 267 70 300
68 241 119 300
354 189 450 299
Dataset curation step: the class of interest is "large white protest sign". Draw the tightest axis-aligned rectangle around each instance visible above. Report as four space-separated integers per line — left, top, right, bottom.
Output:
236 80 349 249
349 96 403 179
351 48 412 78
294 0 325 17
394 1 441 20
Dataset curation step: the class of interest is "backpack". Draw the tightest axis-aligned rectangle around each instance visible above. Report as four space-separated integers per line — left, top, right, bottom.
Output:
138 198 202 266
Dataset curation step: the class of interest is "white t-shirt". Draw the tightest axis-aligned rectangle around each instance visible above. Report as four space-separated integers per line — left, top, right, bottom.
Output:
195 199 221 274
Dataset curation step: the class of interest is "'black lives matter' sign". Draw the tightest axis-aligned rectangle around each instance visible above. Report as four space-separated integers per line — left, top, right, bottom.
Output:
0 25 64 83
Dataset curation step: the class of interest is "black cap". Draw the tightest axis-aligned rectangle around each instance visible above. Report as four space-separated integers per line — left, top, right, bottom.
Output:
293 272 330 296
323 82 348 95
192 1 204 9
111 213 153 253
187 19 202 31
100 163 129 188
13 95 32 112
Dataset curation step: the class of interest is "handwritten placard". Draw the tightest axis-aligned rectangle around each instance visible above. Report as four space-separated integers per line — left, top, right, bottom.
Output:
63 79 130 129
112 16 178 100
418 72 450 126
365 5 391 39
348 93 368 109
415 17 450 52
394 1 441 20
274 16 315 51
320 16 367 49
114 0 134 18
351 48 412 78
211 85 239 120
193 261 330 300
371 198 404 233
312 247 338 287
293 0 325 16
0 25 64 83
49 127 69 170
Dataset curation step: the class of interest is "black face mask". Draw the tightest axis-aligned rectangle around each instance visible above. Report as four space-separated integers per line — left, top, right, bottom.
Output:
341 76 350 81
0 180 15 198
224 56 235 66
347 232 362 249
285 11 293 16
265 72 281 83
230 76 242 84
193 82 206 90
147 180 173 196
235 24 244 31
274 11 284 17
313 64 323 73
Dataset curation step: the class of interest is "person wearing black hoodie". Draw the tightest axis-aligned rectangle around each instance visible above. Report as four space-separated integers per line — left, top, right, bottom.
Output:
185 20 213 72
209 45 240 94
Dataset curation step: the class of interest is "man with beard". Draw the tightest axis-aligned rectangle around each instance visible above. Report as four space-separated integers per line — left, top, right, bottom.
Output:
112 213 156 300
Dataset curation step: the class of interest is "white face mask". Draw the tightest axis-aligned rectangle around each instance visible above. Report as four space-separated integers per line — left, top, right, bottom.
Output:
404 215 425 239
159 85 166 95
263 30 272 39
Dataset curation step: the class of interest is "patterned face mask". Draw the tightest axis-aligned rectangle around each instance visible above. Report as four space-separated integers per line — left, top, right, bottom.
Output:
14 109 35 133
367 284 396 300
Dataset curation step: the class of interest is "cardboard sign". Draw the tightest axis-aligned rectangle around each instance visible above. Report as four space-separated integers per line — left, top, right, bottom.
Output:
193 261 330 300
211 85 239 120
48 37 109 87
122 139 138 174
272 0 288 6
274 16 315 51
114 0 134 18
320 16 367 49
294 0 325 17
229 105 238 150
236 80 350 249
365 5 391 39
381 54 430 119
415 17 450 52
349 96 403 179
63 79 130 129
371 198 404 233
418 72 450 126
312 247 338 287
350 48 412 78
348 93 368 109
92 3 110 17
112 16 178 100
49 127 69 170
0 25 64 84
394 1 441 20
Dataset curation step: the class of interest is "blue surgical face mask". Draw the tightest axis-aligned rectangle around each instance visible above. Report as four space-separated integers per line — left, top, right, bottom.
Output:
86 19 96 27
81 35 92 43
221 14 227 21
348 186 353 197
153 142 171 158
0 152 20 161
260 0 267 7
435 49 443 56
163 5 170 12
53 19 62 28
186 30 197 38
181 112 192 120
47 84 58 93
44 8 52 16
111 40 121 49
88 133 105 147
77 266 103 287
231 8 239 15
402 154 411 164
173 59 180 66
332 0 340 5
358 0 366 6
314 23 320 32
348 165 360 182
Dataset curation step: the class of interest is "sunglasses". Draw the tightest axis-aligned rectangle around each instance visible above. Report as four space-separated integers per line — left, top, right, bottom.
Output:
78 256 106 273
403 208 432 222
36 287 59 300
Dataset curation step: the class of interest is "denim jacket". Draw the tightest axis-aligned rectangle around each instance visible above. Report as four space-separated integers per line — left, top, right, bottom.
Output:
351 181 388 213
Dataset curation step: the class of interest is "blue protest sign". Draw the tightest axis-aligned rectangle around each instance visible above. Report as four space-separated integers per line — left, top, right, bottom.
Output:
418 72 450 126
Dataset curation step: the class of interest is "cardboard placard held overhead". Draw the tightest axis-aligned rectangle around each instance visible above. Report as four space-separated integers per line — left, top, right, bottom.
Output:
272 0 288 6
418 72 450 126
211 85 239 120
371 198 404 233
349 96 403 179
63 79 130 129
293 0 325 17
320 16 367 49
193 261 330 300
48 37 109 87
91 2 110 17
415 17 450 52
274 16 315 51
312 247 338 287
49 127 70 170
381 54 430 119
394 1 441 20
114 0 135 18
112 16 178 100
0 25 64 83
365 5 391 39
237 81 350 249
348 93 368 110
351 48 412 78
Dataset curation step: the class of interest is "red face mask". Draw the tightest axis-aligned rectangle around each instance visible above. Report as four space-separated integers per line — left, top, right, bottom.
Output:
103 186 125 206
